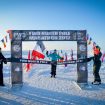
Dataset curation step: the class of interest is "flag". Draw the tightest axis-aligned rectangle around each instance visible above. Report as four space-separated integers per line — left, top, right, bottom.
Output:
93 42 96 47
85 34 89 41
59 56 64 63
102 53 105 62
1 39 6 48
36 41 45 52
58 50 64 62
23 63 27 70
31 42 45 60
93 42 96 50
30 41 45 69
5 35 8 42
57 52 60 62
31 46 45 59
71 49 74 60
26 50 31 72
65 53 67 67
88 37 92 45
7 30 12 39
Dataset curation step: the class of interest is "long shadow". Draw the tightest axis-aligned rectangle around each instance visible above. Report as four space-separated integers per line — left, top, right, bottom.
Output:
37 70 50 76
2 84 104 105
56 76 76 81
0 96 22 105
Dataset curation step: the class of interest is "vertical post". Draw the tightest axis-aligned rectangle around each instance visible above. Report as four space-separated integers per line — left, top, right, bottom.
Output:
11 31 22 86
77 31 87 83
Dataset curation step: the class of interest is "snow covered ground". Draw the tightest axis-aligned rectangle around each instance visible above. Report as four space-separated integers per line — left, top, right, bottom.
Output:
0 52 105 105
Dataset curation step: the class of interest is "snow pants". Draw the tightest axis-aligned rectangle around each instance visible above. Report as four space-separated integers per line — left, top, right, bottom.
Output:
93 61 101 82
0 66 4 85
51 61 57 76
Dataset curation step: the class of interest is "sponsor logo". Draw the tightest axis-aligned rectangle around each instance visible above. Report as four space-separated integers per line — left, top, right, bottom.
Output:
79 65 86 71
79 45 86 51
13 45 21 52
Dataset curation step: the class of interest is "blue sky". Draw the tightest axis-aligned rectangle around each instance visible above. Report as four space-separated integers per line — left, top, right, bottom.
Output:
0 0 105 51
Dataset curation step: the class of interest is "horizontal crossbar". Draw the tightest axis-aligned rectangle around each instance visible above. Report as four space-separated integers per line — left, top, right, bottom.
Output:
2 58 85 64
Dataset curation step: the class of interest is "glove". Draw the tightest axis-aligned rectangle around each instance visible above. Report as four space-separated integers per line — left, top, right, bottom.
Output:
4 59 7 64
90 57 94 60
60 57 64 60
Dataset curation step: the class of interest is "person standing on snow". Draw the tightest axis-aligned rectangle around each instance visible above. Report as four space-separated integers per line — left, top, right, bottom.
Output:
47 49 63 78
84 46 102 85
92 46 102 84
0 48 7 86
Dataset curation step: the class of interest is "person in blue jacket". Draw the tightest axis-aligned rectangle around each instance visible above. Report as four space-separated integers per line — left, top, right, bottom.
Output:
48 49 63 78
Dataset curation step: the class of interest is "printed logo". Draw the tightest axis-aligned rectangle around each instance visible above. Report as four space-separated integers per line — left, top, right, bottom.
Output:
13 45 21 52
79 65 86 71
79 45 86 51
15 67 20 71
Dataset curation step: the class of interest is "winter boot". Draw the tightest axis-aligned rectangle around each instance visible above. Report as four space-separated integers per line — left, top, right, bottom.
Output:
92 81 101 85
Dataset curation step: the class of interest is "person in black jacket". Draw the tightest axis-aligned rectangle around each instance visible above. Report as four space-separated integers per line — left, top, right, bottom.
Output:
0 48 7 86
92 46 102 84
85 46 102 85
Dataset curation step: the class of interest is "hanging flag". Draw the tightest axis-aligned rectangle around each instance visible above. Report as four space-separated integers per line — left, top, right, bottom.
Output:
65 53 68 67
7 30 12 39
26 50 31 72
31 47 45 59
5 35 8 42
93 42 96 47
30 41 45 68
85 34 89 41
31 42 45 60
102 53 105 62
58 50 64 62
36 41 45 52
1 39 6 48
59 56 64 63
93 42 96 50
88 37 92 45
23 63 27 70
71 49 74 60
57 52 60 62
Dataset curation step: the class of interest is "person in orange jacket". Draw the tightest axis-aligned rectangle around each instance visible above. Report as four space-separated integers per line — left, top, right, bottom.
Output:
84 46 102 85
92 46 102 84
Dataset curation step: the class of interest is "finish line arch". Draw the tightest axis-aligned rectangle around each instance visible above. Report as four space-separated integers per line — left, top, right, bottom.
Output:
11 30 87 85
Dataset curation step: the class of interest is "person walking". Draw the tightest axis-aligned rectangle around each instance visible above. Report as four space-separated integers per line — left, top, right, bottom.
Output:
48 49 63 78
0 47 7 86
